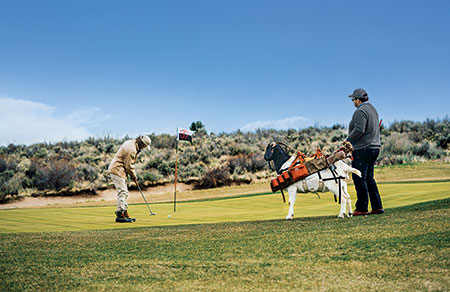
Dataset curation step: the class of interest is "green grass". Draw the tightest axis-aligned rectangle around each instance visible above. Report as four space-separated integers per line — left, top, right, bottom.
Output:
1 199 449 291
0 181 449 233
374 161 450 182
1 163 449 291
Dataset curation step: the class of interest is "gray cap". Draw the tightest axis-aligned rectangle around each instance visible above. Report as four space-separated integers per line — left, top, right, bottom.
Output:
348 88 368 99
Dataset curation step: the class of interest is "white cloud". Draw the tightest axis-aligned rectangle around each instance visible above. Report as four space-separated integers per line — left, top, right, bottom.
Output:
0 97 111 146
66 106 113 127
240 116 314 132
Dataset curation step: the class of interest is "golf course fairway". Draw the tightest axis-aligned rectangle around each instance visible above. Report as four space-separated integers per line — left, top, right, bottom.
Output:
1 181 449 233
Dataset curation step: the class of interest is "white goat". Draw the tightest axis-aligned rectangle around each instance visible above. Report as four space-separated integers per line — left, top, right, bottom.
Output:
283 159 360 220
264 143 361 220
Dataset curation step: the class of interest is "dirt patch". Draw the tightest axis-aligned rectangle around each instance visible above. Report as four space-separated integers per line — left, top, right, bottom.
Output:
0 183 194 209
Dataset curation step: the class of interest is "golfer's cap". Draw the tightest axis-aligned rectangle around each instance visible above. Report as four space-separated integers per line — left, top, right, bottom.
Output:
348 88 368 99
140 135 151 150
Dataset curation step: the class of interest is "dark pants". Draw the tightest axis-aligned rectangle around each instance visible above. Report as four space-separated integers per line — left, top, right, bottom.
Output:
352 148 383 212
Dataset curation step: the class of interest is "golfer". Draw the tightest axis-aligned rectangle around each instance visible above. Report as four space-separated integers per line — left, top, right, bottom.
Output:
346 88 384 216
108 135 151 223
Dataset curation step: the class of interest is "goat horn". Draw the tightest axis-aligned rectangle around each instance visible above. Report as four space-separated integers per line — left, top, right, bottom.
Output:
275 141 294 151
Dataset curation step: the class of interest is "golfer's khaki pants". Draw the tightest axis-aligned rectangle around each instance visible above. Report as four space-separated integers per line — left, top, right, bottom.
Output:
110 173 128 212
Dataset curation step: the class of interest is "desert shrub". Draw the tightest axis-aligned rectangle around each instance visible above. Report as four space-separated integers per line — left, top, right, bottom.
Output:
228 155 247 175
195 167 231 189
228 143 254 156
382 133 414 155
25 159 39 180
0 156 6 172
145 151 172 167
140 171 163 183
0 156 18 173
103 143 115 154
301 127 319 137
0 156 19 178
86 137 100 147
0 157 24 200
0 174 23 202
3 175 22 194
6 143 25 154
228 154 267 175
33 159 77 191
144 151 175 177
79 165 98 183
437 134 450 149
179 148 200 165
331 132 346 142
387 118 450 146
156 160 174 177
413 142 430 156
250 153 268 172
83 136 118 154
197 146 212 164
151 134 177 149
424 144 445 159
178 163 205 179
378 154 416 166
35 148 48 159
332 124 344 130
206 143 226 158
389 120 416 133
0 170 15 189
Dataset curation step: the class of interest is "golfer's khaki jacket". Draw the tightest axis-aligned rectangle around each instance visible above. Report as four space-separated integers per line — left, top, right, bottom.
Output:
108 139 138 179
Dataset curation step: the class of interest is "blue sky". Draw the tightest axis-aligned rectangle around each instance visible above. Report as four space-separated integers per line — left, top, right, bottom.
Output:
0 0 449 145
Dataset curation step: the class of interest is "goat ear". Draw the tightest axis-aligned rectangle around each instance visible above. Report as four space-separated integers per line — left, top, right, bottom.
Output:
264 146 274 161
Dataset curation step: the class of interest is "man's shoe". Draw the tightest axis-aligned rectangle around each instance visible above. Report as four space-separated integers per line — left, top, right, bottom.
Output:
352 210 369 216
115 217 133 223
123 210 136 222
115 210 134 223
369 208 385 215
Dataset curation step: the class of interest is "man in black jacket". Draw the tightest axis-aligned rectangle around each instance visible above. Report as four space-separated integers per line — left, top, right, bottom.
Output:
346 88 384 216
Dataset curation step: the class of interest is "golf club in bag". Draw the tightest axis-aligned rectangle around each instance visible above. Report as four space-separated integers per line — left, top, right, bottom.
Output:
136 182 156 215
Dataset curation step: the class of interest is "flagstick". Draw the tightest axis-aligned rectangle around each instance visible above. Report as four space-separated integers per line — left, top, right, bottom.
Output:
174 129 178 212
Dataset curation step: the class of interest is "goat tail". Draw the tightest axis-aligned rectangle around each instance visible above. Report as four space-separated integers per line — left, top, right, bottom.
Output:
337 160 362 178
347 167 361 178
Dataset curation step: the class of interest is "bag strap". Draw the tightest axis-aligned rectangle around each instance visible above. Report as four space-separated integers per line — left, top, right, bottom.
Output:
288 151 306 170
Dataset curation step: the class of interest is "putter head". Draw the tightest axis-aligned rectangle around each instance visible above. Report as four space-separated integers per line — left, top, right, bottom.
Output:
149 212 156 216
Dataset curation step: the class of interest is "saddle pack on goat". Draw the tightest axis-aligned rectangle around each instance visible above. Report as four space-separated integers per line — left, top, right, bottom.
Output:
269 141 353 193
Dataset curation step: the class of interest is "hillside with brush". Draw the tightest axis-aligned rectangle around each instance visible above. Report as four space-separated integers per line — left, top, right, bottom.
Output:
0 119 449 203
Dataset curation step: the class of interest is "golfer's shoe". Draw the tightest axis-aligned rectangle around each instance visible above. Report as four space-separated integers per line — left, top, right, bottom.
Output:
123 210 136 222
115 217 133 223
115 210 134 223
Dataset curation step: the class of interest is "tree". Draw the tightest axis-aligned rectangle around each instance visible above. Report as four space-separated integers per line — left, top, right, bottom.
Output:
190 121 207 135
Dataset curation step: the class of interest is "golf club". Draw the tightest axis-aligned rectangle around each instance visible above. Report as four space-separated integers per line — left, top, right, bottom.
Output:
136 183 156 215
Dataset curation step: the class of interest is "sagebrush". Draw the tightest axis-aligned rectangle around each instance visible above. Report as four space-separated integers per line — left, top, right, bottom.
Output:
0 118 448 201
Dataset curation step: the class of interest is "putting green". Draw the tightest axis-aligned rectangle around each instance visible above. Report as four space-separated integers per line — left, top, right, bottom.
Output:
1 181 449 233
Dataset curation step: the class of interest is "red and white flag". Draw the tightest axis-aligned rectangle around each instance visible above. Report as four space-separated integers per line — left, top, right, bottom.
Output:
177 128 193 144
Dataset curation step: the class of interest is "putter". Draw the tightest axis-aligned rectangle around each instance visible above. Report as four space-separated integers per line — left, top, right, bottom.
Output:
136 183 156 215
